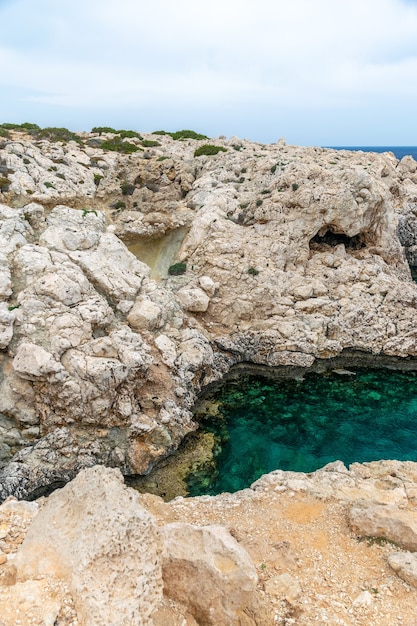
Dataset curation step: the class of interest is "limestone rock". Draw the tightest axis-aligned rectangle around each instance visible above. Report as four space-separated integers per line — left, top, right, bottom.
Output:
177 286 210 312
128 298 162 330
155 333 178 367
14 466 163 626
348 502 417 551
352 590 373 607
199 275 216 295
264 573 302 603
0 304 15 349
388 551 417 587
13 342 64 381
2 129 417 501
161 522 257 625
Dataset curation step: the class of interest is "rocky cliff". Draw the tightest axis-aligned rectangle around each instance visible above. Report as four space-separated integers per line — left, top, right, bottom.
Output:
0 128 417 498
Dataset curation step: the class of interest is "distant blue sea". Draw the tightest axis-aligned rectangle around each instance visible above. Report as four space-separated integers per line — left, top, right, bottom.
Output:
327 146 417 161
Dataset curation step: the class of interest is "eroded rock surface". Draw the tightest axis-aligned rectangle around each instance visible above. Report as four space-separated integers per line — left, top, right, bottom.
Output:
0 130 417 500
161 522 257 625
1 462 417 624
13 466 163 626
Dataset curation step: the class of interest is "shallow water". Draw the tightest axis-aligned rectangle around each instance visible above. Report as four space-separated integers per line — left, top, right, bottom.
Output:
187 369 417 496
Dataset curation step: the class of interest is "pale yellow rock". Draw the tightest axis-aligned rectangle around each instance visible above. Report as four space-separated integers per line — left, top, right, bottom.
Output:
349 503 417 551
128 298 162 330
161 522 257 626
264 573 302 603
177 286 210 312
14 466 163 626
388 551 417 587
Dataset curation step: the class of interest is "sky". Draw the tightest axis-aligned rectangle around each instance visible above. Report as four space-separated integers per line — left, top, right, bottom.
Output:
1 0 417 146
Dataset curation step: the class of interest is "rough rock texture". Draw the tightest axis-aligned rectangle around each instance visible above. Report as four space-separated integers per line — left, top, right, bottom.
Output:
388 551 417 588
161 522 257 625
13 466 163 626
0 129 417 501
2 462 417 624
349 502 417 551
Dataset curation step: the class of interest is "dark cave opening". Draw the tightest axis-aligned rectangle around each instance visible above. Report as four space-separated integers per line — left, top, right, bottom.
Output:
309 230 365 250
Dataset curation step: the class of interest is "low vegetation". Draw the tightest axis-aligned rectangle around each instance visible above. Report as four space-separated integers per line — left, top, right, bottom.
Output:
100 137 143 154
194 145 227 157
168 262 187 276
152 129 209 140
0 177 11 191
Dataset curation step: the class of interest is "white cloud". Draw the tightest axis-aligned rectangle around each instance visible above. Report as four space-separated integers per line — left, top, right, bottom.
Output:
1 0 417 142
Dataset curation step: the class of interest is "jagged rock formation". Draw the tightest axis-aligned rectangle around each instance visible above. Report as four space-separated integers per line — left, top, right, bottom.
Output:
0 129 417 499
2 462 417 624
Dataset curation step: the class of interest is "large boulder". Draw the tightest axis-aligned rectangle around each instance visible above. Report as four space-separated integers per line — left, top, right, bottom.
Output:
349 502 417 551
161 522 257 625
13 466 163 626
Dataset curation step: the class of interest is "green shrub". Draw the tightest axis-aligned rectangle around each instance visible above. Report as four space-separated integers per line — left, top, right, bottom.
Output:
157 156 169 161
168 262 187 276
248 267 259 276
94 174 103 186
141 139 161 147
0 128 9 138
36 127 82 144
44 181 55 189
118 130 143 140
100 137 142 154
82 209 97 217
292 183 299 191
92 126 118 135
271 164 277 173
0 122 40 133
169 130 208 140
152 130 168 135
120 181 135 195
112 201 126 210
0 177 11 191
194 144 227 157
19 122 41 132
256 199 263 207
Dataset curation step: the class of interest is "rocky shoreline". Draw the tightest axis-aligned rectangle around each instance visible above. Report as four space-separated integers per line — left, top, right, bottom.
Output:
1 127 417 623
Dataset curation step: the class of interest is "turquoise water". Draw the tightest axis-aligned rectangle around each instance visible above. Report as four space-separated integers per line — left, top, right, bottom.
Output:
188 369 417 495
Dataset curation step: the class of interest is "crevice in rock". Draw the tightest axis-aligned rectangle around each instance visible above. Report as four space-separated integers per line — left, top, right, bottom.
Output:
309 229 365 250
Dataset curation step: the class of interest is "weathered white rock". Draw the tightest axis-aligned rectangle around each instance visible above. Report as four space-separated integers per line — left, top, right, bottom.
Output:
264 573 302 603
161 522 257 625
177 286 210 312
13 342 64 380
155 334 177 367
388 551 417 588
128 298 162 330
0 304 15 349
14 466 163 626
352 590 373 608
199 275 216 296
349 503 417 551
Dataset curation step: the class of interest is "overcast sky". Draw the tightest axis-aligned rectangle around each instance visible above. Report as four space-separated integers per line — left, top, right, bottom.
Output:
1 0 417 146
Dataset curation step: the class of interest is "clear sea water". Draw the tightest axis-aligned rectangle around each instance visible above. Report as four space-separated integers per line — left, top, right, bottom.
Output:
188 369 417 496
327 146 417 161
